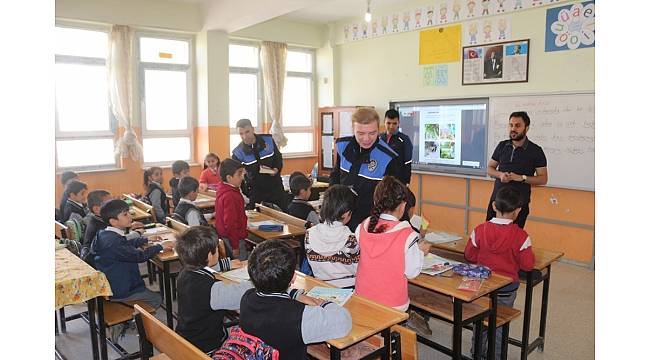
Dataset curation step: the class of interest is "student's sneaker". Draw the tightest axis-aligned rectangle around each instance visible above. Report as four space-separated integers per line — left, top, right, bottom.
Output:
405 310 432 336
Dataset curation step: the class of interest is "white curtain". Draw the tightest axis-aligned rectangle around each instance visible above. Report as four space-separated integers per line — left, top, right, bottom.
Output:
108 25 143 162
260 41 288 148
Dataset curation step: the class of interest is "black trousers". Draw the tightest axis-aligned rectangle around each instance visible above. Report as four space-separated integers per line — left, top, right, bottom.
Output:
485 199 530 229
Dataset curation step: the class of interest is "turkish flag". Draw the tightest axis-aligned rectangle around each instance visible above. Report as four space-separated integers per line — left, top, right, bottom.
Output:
468 49 479 59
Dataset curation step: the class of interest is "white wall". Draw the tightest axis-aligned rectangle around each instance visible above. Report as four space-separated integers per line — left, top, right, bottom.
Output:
330 2 594 116
56 0 202 32
231 18 327 48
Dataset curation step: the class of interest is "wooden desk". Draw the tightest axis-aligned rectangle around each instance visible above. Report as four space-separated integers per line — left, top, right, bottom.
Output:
246 211 306 241
429 235 564 359
56 248 113 360
194 193 215 210
409 271 512 360
294 273 408 359
130 206 152 222
145 226 180 328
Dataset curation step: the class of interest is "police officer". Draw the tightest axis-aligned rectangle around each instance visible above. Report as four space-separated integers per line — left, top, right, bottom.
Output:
330 108 400 231
380 109 413 185
232 119 287 211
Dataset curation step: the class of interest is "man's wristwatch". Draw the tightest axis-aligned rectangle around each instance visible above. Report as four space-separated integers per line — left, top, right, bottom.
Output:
522 175 527 183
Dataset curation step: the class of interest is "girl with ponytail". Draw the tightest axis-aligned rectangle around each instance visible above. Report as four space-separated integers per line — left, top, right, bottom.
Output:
355 176 432 311
143 167 169 223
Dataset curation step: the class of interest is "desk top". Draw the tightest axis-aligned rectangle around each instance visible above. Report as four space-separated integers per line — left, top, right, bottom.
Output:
130 206 152 221
430 237 564 271
292 274 407 349
246 211 306 240
55 248 112 309
409 270 512 303
194 193 215 209
149 225 180 262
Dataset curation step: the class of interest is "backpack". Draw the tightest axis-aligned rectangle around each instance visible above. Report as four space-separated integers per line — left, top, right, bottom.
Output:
212 326 279 360
63 218 84 257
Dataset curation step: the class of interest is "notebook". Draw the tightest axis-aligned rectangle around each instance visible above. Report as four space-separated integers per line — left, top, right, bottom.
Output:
221 267 250 282
306 286 354 306
421 254 460 276
144 227 173 236
424 231 462 244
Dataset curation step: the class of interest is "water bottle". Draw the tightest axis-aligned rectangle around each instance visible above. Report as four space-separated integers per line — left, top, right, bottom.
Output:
311 162 318 183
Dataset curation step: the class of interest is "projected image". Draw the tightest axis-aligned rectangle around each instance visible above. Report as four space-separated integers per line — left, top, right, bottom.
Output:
424 141 438 157
440 124 456 141
424 124 439 140
440 141 456 159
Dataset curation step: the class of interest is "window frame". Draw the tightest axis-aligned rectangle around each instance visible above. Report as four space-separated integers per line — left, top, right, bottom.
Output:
55 22 118 171
136 31 195 166
228 40 264 154
282 46 317 158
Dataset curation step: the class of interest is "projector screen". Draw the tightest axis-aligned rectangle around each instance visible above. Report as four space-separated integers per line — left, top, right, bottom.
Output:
390 98 489 177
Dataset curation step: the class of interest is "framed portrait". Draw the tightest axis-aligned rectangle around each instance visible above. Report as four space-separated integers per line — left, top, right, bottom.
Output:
462 39 530 85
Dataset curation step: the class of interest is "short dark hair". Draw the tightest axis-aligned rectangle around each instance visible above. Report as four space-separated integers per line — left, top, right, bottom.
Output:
247 240 296 293
289 171 306 184
290 175 311 196
385 109 400 120
171 160 190 175
100 199 130 224
219 158 244 182
236 118 253 129
66 180 88 196
320 185 357 224
509 111 530 127
494 187 523 214
87 189 111 210
176 226 219 270
61 171 78 186
178 176 199 197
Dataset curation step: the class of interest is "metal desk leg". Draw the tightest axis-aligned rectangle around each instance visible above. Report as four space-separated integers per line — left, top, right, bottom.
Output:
538 265 552 352
520 271 534 360
96 297 108 360
501 324 510 360
330 346 342 360
59 308 67 333
163 261 174 328
381 328 391 360
452 298 463 360
87 299 99 360
487 291 497 360
473 320 483 360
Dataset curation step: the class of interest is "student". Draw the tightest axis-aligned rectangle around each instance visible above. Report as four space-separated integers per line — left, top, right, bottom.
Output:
465 186 535 360
175 226 252 354
58 171 79 220
287 174 320 226
214 159 249 260
84 190 143 247
305 185 359 288
174 176 208 226
170 160 191 208
355 176 432 311
62 180 88 223
199 153 222 191
144 167 169 224
94 199 173 308
240 240 352 359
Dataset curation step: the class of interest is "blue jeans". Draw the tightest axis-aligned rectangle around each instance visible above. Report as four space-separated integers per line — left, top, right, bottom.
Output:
112 287 162 309
472 290 517 360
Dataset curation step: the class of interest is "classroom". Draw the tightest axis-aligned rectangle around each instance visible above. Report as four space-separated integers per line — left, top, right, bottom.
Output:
50 0 597 359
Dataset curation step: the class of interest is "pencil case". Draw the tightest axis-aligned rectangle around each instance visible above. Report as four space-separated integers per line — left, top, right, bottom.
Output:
452 264 491 279
258 224 284 232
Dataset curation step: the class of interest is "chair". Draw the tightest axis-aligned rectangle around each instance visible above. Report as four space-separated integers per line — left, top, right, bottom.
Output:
166 216 189 233
55 221 68 240
100 300 158 358
134 304 212 360
124 193 157 223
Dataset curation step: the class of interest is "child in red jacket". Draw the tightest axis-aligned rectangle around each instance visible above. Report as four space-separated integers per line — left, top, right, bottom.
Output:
465 186 535 359
214 159 249 260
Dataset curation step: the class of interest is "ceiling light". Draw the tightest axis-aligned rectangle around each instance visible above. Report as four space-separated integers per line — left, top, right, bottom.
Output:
365 0 372 23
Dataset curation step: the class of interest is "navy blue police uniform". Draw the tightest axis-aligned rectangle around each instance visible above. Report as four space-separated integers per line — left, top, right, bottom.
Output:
380 131 413 185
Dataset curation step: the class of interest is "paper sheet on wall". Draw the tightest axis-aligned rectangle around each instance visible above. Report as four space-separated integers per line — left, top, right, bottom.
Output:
339 111 353 137
322 135 334 168
463 17 512 46
322 114 333 134
419 25 461 64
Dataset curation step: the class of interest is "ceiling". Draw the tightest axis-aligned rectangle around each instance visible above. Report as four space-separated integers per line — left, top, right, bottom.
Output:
165 0 409 31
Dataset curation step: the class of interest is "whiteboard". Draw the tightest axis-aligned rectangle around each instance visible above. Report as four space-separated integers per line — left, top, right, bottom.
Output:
488 93 594 191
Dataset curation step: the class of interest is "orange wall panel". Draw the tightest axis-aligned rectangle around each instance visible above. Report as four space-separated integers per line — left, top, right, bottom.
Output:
524 220 593 263
421 204 465 235
421 174 466 205
529 186 594 226
283 157 318 176
469 179 495 208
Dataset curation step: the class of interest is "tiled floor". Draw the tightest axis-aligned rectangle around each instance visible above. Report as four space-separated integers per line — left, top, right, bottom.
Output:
55 261 594 359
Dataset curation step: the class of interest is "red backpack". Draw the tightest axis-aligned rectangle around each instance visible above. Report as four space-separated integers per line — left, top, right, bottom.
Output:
212 326 279 360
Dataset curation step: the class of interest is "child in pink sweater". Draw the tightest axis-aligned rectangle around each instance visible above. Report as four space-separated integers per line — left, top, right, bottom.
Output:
355 176 432 311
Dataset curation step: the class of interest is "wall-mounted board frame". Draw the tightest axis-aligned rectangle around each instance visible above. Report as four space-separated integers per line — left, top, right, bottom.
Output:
462 39 530 85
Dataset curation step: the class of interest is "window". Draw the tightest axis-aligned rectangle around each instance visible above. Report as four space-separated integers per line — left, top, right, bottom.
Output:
55 25 116 170
228 43 316 156
229 43 261 153
139 35 193 164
